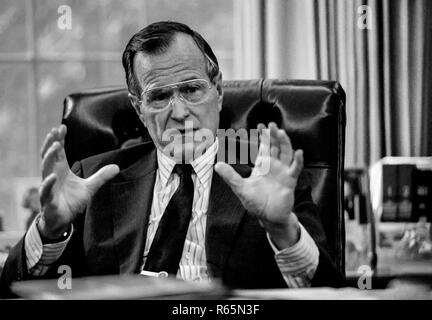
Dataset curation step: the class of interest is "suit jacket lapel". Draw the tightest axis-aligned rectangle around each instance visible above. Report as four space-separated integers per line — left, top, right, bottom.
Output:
205 164 251 278
110 148 157 274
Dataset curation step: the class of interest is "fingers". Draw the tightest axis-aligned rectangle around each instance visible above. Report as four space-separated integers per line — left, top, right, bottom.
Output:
41 141 61 179
58 124 67 144
40 129 56 158
40 125 67 158
41 143 68 179
277 129 293 165
256 122 303 180
270 146 279 158
86 164 120 194
40 173 57 205
214 162 244 194
40 125 69 179
258 122 294 164
257 123 270 160
288 149 304 179
259 122 282 159
257 123 266 132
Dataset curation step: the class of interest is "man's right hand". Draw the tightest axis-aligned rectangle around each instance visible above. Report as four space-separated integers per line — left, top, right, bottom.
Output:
38 124 120 240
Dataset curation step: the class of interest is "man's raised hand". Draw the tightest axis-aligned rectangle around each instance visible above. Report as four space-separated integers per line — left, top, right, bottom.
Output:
214 122 304 249
38 124 119 240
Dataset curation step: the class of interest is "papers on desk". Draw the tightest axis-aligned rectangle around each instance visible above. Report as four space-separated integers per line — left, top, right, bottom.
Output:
233 281 432 300
11 274 228 300
233 287 379 300
11 274 432 300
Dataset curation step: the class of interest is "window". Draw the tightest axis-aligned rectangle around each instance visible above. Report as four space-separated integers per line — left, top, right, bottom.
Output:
0 0 236 231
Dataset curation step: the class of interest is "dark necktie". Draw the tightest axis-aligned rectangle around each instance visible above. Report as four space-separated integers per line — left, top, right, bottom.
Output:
144 164 194 275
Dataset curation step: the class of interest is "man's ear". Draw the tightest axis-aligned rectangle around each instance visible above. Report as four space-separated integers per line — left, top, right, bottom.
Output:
213 71 223 111
128 93 146 127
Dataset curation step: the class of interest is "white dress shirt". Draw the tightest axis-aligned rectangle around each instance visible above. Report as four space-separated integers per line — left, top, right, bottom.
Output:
25 141 319 287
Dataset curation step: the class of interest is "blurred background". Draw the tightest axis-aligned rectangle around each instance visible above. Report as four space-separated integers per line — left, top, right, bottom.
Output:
0 0 431 279
0 0 238 232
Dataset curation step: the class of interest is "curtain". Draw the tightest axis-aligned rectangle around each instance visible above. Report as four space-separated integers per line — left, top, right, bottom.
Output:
233 0 265 79
264 0 318 79
313 0 432 166
261 0 432 166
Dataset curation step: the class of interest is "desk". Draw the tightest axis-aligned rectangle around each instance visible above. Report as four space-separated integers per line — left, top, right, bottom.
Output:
10 274 228 299
376 247 432 276
233 284 432 300
10 273 432 300
345 240 432 289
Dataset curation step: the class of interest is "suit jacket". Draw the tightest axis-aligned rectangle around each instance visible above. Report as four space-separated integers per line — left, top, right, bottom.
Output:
0 141 344 297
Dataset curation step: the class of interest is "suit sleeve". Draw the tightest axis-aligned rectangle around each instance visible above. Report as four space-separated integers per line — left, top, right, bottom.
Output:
0 161 86 298
267 222 319 287
292 171 346 288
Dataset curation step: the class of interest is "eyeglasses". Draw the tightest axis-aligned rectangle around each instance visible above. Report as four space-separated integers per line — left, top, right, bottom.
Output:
140 79 212 110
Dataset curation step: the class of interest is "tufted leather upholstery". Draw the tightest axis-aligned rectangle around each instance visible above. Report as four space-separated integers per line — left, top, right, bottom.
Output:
61 79 346 274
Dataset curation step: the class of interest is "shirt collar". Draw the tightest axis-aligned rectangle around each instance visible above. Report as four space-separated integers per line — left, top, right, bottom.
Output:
156 140 219 187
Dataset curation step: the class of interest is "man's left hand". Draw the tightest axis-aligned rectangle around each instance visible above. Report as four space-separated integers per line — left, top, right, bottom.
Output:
215 122 304 250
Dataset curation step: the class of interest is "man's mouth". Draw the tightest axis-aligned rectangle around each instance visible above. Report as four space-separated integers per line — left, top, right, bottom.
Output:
161 126 204 144
177 128 199 134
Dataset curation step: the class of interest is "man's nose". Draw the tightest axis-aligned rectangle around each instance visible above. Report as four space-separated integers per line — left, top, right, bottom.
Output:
170 94 190 121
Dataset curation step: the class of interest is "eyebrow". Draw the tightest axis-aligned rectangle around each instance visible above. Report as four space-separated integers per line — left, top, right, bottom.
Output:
144 77 204 92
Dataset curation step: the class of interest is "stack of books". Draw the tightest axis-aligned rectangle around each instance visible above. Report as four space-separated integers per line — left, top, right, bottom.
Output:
370 157 432 223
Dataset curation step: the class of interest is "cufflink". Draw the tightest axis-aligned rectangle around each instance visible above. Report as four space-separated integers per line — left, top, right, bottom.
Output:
158 271 168 278
140 270 169 278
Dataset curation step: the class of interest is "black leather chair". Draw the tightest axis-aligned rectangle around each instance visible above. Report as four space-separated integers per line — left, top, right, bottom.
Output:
61 79 346 274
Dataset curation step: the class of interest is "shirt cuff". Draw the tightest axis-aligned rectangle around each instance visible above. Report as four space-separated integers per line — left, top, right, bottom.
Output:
24 214 73 274
267 222 319 287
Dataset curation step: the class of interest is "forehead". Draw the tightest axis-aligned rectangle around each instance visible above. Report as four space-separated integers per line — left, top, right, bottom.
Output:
133 33 208 90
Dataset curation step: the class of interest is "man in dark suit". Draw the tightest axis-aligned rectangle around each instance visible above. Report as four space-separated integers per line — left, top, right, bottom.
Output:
0 21 343 297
